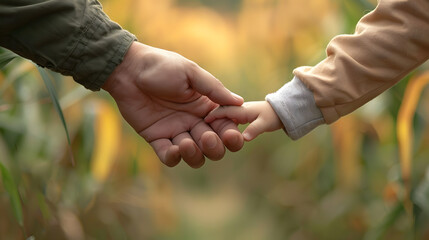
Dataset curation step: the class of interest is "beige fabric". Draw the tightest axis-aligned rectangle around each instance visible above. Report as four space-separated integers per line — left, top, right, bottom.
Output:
294 0 429 124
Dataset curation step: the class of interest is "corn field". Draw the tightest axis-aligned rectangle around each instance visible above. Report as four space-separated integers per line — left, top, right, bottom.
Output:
1 0 429 239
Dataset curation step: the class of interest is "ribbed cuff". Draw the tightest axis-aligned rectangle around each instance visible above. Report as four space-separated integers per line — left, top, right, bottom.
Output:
68 2 137 91
266 76 325 140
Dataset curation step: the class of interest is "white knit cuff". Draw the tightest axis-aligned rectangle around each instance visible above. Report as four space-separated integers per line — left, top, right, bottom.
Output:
266 76 325 140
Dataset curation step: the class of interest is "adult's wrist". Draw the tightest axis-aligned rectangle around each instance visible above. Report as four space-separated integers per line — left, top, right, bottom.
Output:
102 41 143 95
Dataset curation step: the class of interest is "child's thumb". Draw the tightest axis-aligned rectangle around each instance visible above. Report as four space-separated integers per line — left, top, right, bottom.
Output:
242 118 266 141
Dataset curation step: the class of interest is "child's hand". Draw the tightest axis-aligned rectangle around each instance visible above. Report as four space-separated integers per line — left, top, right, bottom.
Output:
205 101 283 141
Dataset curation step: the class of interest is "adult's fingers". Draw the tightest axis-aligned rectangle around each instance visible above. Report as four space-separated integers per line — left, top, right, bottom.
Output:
190 121 225 161
209 118 244 152
150 139 181 167
172 132 205 168
187 63 243 106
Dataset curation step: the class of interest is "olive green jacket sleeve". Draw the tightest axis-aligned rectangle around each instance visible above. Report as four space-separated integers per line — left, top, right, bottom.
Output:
293 0 429 124
0 0 137 91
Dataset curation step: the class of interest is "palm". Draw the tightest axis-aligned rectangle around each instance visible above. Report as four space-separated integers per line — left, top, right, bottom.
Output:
118 86 216 143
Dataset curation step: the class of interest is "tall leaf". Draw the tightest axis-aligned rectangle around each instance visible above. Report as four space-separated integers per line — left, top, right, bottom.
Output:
363 203 404 240
397 72 429 215
0 162 23 226
0 49 18 69
37 66 74 165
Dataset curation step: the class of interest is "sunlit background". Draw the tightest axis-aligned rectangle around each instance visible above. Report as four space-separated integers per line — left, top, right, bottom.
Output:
1 0 429 239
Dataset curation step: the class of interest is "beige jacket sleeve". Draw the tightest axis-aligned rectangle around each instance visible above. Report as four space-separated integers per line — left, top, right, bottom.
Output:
294 0 429 124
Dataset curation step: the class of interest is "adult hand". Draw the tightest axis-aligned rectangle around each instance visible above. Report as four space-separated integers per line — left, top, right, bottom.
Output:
102 42 244 168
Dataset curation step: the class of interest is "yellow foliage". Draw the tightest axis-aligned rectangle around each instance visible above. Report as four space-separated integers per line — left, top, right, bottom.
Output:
106 0 238 74
397 72 429 214
101 0 134 27
236 0 336 93
330 115 362 190
102 0 337 92
90 100 121 182
397 73 429 183
238 0 335 55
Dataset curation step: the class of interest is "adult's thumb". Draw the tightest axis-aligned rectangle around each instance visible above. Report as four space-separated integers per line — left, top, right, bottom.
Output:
188 64 243 106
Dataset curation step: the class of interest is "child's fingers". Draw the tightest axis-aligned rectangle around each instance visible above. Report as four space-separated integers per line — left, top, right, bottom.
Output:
242 117 267 141
204 105 249 123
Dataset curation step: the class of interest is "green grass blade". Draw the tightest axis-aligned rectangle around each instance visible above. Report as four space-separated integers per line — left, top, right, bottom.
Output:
363 203 404 240
37 67 71 145
0 162 23 226
36 191 51 220
37 66 74 165
0 49 18 69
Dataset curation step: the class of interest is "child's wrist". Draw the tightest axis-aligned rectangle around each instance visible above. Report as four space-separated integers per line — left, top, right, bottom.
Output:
264 101 283 131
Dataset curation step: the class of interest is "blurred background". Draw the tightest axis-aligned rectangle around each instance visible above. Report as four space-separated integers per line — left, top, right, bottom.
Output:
1 0 429 239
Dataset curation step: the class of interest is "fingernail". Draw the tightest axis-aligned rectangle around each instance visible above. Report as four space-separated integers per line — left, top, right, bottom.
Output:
230 91 244 102
204 116 212 122
242 132 252 141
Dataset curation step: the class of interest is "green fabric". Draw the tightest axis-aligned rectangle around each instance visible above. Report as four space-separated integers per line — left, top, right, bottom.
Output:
0 0 137 91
